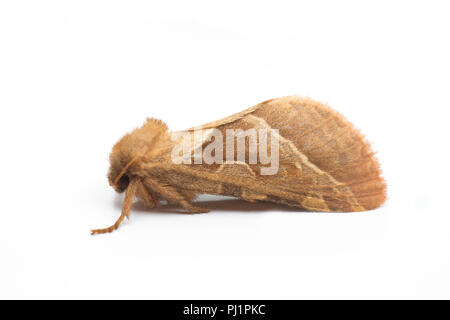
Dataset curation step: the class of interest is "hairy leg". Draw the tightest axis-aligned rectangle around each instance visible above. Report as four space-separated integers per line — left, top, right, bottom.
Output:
136 179 156 210
179 190 197 202
144 177 209 213
91 176 139 235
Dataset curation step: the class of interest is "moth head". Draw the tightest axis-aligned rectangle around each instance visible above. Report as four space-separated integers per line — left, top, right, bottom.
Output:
108 118 169 192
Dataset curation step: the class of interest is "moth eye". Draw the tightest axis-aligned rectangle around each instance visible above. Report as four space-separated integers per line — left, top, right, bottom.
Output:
116 174 130 192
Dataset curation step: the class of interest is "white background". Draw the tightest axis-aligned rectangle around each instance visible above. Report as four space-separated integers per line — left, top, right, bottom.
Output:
1 1 449 299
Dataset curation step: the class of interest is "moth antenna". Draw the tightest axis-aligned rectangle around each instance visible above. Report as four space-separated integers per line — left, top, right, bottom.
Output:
113 155 140 187
113 131 167 188
91 177 139 235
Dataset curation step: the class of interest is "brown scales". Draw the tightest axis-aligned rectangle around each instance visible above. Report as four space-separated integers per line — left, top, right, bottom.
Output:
91 96 386 235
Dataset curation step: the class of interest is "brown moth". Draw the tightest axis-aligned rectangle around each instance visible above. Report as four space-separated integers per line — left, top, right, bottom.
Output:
91 96 386 235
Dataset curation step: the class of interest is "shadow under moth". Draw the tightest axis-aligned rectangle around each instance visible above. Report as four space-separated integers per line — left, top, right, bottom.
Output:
91 96 386 235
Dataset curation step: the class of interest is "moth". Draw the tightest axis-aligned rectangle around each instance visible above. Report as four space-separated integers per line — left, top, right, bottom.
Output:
91 96 386 234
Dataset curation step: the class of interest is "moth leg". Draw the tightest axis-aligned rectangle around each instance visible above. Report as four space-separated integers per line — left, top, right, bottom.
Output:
91 177 139 235
179 190 197 202
144 177 209 213
135 179 157 211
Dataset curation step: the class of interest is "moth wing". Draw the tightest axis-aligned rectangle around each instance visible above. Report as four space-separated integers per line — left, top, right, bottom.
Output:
188 96 386 212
